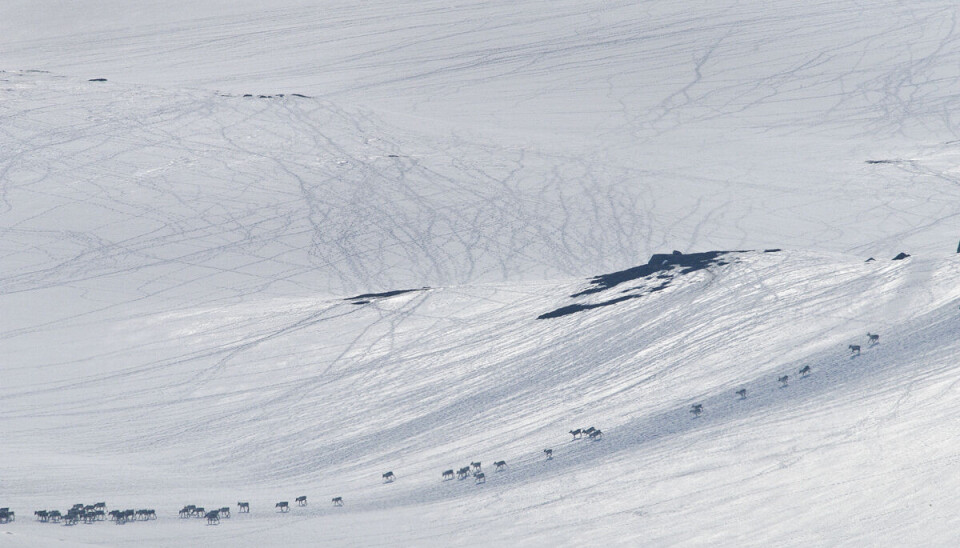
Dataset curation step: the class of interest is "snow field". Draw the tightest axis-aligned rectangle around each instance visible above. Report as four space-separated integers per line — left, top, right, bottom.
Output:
2 0 960 545
2 250 959 545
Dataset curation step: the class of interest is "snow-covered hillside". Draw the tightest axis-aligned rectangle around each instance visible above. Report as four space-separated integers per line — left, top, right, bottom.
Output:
1 1 959 546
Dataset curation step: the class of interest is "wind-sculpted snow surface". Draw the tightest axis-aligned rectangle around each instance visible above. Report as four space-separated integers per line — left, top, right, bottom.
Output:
3 0 960 264
2 249 960 546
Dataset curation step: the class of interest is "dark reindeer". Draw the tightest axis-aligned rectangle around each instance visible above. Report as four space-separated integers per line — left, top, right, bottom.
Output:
736 388 747 399
867 333 880 345
383 471 396 483
275 501 289 513
544 449 553 460
205 510 220 525
456 467 471 480
799 365 811 377
219 507 231 518
849 344 861 355
35 510 48 522
778 375 789 387
332 497 344 507
474 472 486 484
589 429 603 440
690 404 703 417
179 506 195 518
296 496 307 506
569 428 583 439
494 460 507 471
470 462 482 472
442 469 455 480
237 502 250 513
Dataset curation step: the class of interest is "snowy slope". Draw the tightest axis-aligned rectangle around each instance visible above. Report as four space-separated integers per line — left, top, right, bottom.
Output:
2 1 960 546
2 249 959 546
3 1 960 267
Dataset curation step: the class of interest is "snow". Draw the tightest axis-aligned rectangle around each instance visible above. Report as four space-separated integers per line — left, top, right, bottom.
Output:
1 1 959 546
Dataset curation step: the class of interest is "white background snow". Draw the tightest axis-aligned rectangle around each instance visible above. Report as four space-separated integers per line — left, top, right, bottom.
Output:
1 1 959 546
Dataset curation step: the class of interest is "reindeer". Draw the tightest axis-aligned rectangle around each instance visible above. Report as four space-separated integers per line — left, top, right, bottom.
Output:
849 344 861 355
778 375 789 387
544 449 554 460
47 510 61 523
589 429 603 440
690 404 703 417
237 502 250 513
383 471 396 483
205 510 220 525
583 427 597 436
332 497 344 507
494 460 507 471
93 502 107 511
193 507 205 518
179 506 194 518
736 388 747 399
442 469 455 480
475 472 486 484
867 333 880 345
35 510 49 522
296 496 307 506
799 365 811 377
470 462 482 472
569 428 583 439
456 467 471 479
219 507 231 518
275 501 289 513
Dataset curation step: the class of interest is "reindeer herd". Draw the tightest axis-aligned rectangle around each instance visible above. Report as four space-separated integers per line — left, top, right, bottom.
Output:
16 498 323 529
442 460 497 484
29 503 158 526
568 426 603 440
692 333 881 417
3 332 882 534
